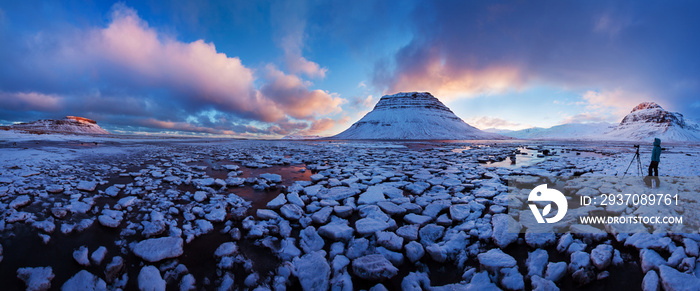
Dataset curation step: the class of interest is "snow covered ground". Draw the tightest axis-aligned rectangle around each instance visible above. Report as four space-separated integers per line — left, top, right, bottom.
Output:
1 132 699 290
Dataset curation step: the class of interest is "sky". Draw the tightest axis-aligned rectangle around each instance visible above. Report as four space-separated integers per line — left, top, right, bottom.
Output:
1 1 699 137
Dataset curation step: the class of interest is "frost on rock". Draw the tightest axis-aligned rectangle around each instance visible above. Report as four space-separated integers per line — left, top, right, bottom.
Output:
351 254 399 281
61 270 107 291
17 266 54 291
293 251 331 291
132 237 184 262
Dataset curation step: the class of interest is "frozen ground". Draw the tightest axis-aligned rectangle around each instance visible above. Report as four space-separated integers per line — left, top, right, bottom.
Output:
0 131 699 290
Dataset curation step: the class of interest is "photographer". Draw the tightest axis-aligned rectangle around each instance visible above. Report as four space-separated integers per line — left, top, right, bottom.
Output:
648 138 662 176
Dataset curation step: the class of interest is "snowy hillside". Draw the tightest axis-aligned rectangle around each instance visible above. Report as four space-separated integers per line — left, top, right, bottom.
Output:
487 103 700 142
494 122 615 140
332 92 507 140
1 116 110 135
601 102 700 142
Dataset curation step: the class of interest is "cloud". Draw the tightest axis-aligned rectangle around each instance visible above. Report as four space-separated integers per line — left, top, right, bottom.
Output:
271 0 327 79
0 91 63 112
372 0 700 113
0 4 345 137
260 65 344 120
580 89 652 119
467 116 530 130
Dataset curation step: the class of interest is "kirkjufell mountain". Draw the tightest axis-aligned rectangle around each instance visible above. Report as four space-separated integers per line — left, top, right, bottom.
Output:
1 116 110 135
601 102 700 141
332 92 507 140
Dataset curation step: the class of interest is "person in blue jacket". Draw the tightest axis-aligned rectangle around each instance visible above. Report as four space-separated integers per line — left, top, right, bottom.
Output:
648 138 661 176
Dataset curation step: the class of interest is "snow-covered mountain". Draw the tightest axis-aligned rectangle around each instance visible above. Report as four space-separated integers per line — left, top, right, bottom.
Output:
2 116 110 135
600 102 700 142
489 102 700 142
493 122 616 140
332 92 508 140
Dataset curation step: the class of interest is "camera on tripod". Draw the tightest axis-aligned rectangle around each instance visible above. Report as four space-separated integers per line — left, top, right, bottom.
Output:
633 144 640 148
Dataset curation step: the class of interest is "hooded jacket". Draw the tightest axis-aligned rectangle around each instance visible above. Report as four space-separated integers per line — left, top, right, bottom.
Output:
651 138 661 162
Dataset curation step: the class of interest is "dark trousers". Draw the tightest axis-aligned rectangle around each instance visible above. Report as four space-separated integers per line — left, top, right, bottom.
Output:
648 161 659 176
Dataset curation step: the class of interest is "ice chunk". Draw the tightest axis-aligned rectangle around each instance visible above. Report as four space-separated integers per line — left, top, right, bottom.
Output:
351 254 398 280
138 265 165 291
318 221 354 241
260 173 282 183
73 246 90 266
355 218 389 235
17 266 54 291
61 270 106 291
491 214 520 249
215 242 238 257
404 241 424 263
642 270 659 291
77 181 97 192
545 262 567 282
590 244 613 270
90 246 107 265
293 251 330 290
477 249 516 272
526 249 549 278
403 213 432 226
132 237 184 262
659 265 700 291
300 226 325 253
280 204 304 221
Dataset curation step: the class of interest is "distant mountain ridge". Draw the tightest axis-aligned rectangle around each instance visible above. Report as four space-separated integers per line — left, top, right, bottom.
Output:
332 92 508 140
1 116 110 135
494 102 700 142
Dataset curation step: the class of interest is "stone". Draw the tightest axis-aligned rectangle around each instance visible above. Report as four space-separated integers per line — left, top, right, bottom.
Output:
404 241 424 263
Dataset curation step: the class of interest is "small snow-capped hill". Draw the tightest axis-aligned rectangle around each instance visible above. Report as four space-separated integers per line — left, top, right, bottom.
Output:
501 122 616 140
282 135 321 140
332 92 507 140
602 102 700 142
2 116 110 135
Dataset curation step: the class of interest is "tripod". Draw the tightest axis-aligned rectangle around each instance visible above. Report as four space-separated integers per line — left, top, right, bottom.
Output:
622 146 643 177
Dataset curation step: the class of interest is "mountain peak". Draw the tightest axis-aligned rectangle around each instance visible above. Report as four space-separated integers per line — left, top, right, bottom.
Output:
332 92 507 140
630 102 662 113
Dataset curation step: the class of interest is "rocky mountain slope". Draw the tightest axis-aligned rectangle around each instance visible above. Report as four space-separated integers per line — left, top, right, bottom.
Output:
332 92 507 140
601 102 700 142
1 116 110 135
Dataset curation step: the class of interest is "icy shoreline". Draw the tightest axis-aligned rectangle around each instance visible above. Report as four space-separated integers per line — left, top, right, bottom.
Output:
0 134 699 290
